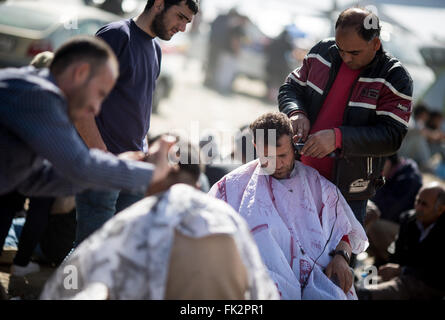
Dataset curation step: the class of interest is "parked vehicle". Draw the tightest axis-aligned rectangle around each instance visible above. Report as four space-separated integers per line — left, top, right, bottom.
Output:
0 0 121 67
0 0 173 112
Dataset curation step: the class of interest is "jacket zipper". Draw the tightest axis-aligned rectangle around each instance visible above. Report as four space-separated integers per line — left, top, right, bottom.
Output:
326 46 382 182
343 57 382 179
367 157 373 177
334 54 373 179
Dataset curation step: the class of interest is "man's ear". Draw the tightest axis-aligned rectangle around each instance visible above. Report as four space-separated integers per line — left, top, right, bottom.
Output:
292 135 299 144
372 37 381 51
437 204 445 217
154 0 164 11
72 62 91 86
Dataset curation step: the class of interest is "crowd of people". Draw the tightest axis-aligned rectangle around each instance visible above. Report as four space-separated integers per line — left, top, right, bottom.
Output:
1 1 444 300
203 7 304 102
399 104 445 174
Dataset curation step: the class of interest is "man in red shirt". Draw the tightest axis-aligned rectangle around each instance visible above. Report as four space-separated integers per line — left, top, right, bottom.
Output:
278 7 413 226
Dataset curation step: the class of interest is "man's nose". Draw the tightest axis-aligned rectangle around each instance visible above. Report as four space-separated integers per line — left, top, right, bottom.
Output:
414 202 422 212
92 101 101 116
342 53 353 64
179 22 187 32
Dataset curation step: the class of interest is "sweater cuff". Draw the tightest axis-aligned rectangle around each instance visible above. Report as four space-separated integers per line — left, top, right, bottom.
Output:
334 128 342 149
288 110 307 118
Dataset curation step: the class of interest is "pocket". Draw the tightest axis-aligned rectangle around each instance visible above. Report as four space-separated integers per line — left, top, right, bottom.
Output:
335 157 372 200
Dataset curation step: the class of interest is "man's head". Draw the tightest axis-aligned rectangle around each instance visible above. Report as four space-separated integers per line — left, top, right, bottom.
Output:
413 104 429 123
250 112 295 179
426 111 443 130
146 136 202 196
414 183 445 228
144 0 198 40
382 153 400 178
50 36 119 122
335 7 381 70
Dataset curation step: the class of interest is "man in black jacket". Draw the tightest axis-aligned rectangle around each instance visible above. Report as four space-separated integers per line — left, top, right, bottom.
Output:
365 154 423 265
278 7 413 225
357 184 445 300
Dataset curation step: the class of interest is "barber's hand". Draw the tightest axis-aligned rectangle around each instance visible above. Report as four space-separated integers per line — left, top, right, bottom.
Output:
378 263 401 282
325 255 353 294
118 151 146 161
290 113 310 142
300 129 336 158
144 135 178 188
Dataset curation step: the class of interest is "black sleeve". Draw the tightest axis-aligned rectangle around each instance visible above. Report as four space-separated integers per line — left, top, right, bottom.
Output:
277 41 324 117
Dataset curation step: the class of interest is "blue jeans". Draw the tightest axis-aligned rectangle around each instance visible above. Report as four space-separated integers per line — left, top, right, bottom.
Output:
347 199 368 227
75 189 143 246
5 217 25 248
5 217 46 263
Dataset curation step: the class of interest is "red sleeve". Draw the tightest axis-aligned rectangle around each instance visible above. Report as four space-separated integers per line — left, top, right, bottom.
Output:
334 127 342 149
341 234 350 245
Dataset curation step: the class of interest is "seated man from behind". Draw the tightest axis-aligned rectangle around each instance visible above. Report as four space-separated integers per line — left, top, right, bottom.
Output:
357 183 445 300
365 153 422 265
40 140 279 300
209 112 368 300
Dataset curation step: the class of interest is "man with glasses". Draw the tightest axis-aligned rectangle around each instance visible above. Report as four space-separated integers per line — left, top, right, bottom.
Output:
278 7 413 226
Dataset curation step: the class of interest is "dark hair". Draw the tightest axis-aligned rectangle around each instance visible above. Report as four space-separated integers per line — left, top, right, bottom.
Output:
175 140 202 182
335 7 381 41
428 111 443 120
249 112 293 146
233 125 257 163
386 153 399 166
50 36 117 78
144 0 199 14
426 110 443 130
149 134 202 182
413 104 429 119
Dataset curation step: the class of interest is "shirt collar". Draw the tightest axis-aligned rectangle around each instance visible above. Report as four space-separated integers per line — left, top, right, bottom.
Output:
416 220 436 242
38 68 57 85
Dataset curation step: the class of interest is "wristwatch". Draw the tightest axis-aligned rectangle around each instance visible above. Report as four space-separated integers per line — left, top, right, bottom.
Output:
332 250 351 264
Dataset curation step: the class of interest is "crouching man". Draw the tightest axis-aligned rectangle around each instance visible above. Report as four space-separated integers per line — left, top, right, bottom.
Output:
40 140 279 300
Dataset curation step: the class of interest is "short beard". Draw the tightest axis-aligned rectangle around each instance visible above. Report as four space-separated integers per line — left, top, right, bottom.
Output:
151 9 170 40
272 161 295 180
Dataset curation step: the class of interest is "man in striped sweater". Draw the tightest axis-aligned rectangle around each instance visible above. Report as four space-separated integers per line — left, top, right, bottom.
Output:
0 36 174 198
278 7 413 226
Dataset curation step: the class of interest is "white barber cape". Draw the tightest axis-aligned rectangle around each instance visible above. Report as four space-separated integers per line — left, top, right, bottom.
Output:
40 184 279 300
209 160 368 300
